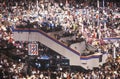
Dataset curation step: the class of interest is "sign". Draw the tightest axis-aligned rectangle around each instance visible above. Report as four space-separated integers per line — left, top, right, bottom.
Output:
28 43 38 55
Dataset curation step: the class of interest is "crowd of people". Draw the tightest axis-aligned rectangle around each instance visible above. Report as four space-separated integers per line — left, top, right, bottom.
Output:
0 51 120 79
0 0 120 79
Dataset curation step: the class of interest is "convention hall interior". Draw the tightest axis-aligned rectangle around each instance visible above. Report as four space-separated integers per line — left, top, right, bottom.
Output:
0 0 120 79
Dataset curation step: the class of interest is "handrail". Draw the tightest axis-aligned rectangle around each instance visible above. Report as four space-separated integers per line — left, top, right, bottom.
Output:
13 28 80 56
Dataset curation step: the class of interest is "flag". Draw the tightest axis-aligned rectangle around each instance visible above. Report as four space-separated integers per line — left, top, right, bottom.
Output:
28 43 38 55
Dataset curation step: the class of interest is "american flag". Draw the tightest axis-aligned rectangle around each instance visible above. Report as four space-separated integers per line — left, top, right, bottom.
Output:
28 43 38 55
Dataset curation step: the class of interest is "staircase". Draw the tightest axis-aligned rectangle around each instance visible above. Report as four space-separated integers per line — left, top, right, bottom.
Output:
12 28 107 70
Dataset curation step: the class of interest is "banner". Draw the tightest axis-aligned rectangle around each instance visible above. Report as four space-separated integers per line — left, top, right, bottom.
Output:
28 43 38 55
